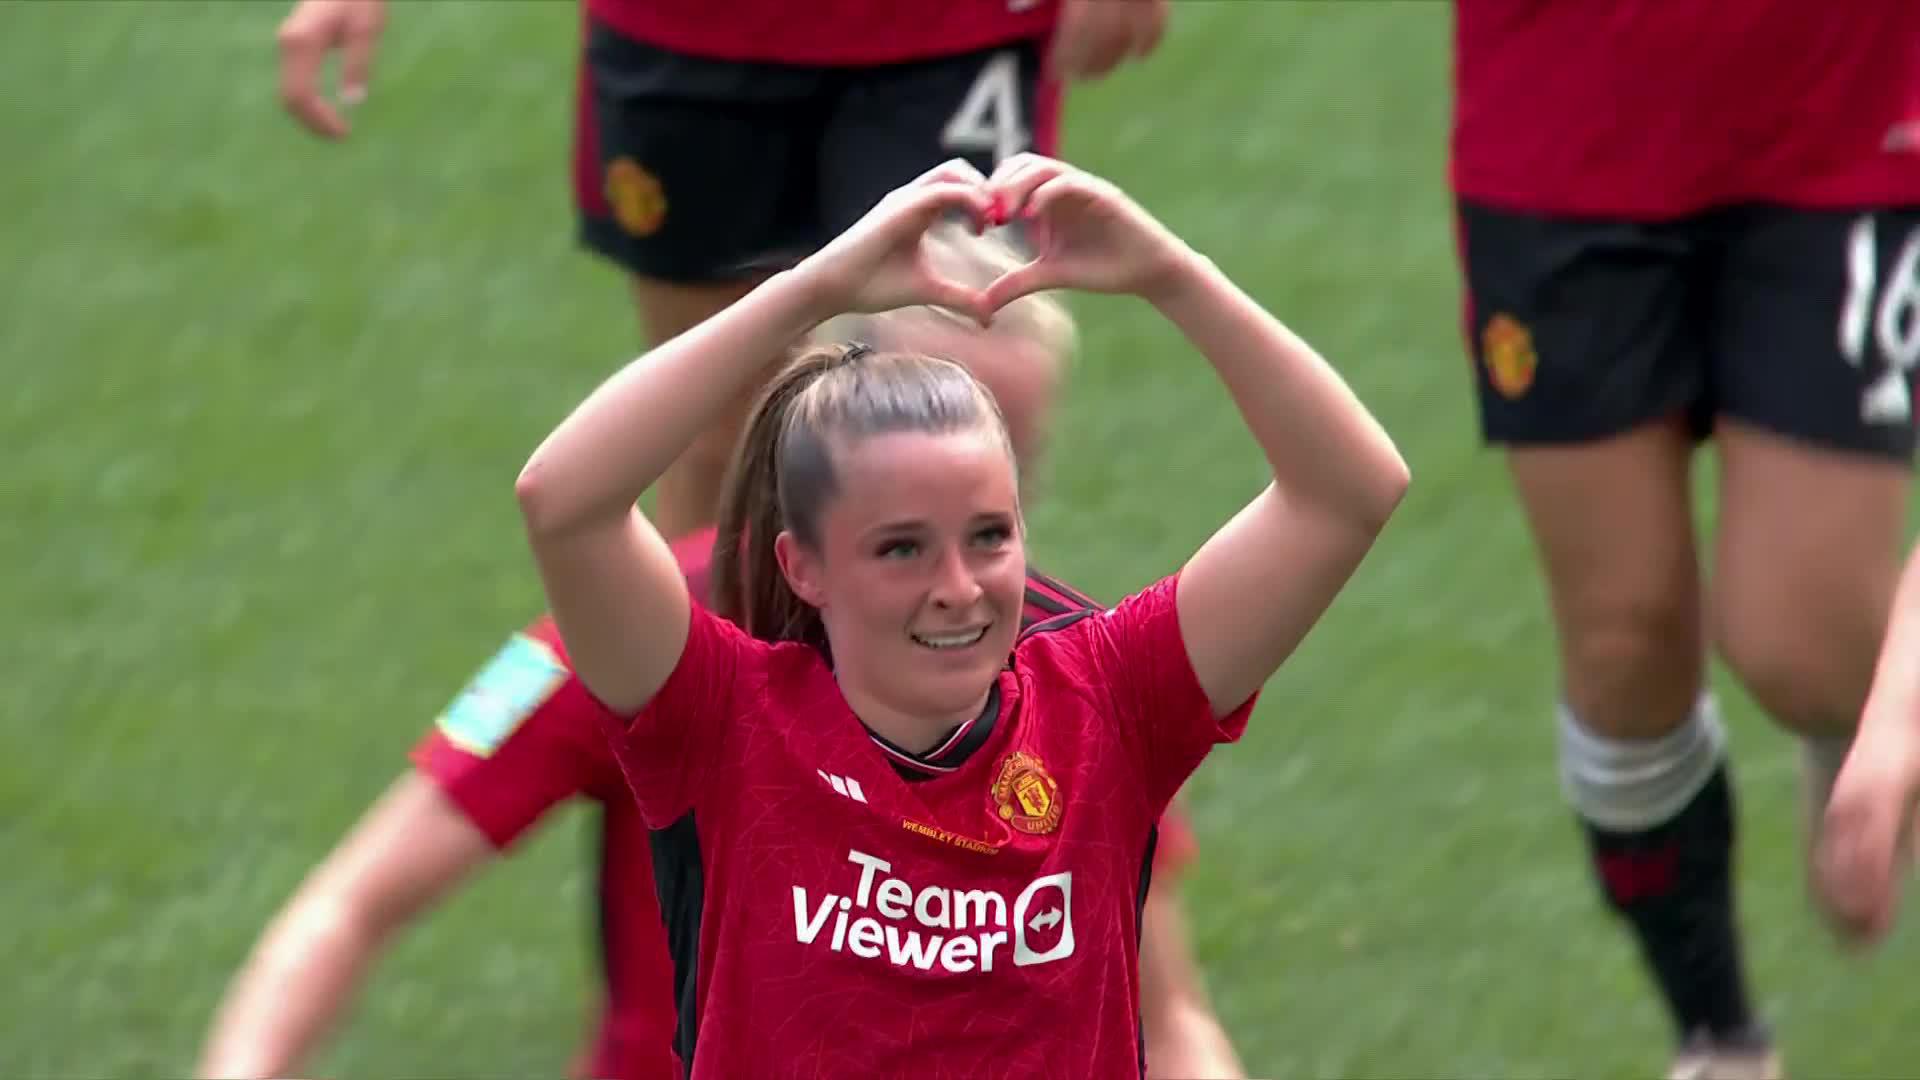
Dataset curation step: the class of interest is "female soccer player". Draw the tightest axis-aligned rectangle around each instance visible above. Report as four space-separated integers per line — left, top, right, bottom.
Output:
196 225 1243 1080
1450 1 1916 1073
513 154 1408 1075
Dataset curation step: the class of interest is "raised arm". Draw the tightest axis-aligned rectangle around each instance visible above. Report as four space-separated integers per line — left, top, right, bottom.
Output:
1149 252 1409 714
981 155 1409 717
513 272 827 714
513 163 996 713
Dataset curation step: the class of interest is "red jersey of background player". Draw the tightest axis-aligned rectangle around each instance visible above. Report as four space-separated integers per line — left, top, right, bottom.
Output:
1450 0 1920 218
600 570 1252 1079
587 0 1059 67
412 528 1196 1079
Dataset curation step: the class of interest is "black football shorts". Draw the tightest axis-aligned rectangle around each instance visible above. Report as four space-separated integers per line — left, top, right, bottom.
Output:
1456 199 1920 461
572 19 1058 284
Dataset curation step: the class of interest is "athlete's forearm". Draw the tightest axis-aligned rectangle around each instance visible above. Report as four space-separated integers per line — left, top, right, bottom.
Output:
1861 544 1920 739
198 896 383 1078
516 269 830 536
1148 253 1408 530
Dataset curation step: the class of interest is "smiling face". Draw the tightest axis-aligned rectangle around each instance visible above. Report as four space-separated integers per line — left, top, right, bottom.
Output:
776 426 1026 742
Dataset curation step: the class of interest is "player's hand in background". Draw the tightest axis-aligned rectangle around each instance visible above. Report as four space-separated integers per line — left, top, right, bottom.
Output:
277 0 387 139
1817 726 1920 947
1047 0 1167 83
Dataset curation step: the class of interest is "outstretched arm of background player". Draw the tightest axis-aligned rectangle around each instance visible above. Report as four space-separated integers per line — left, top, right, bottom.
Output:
514 162 994 714
1817 543 1920 945
197 775 493 1079
1139 885 1245 1080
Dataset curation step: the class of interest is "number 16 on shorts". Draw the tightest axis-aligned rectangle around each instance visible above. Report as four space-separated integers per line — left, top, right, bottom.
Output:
1840 212 1920 424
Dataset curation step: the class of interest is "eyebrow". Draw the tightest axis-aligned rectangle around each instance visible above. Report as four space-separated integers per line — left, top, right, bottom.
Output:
863 519 929 539
860 511 1014 540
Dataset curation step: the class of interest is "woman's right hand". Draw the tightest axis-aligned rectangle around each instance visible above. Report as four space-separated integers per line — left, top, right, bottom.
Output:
796 160 1001 326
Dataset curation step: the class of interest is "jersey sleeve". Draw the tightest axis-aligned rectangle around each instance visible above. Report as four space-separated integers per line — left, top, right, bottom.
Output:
1039 574 1255 814
596 601 764 829
410 620 626 850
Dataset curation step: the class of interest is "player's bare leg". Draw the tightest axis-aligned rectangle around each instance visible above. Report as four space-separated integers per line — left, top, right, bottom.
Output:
1709 420 1907 926
629 274 765 539
1139 883 1243 1080
1507 415 1773 1077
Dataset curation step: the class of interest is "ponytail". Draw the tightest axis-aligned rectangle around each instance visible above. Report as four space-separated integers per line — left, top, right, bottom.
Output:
710 344 856 651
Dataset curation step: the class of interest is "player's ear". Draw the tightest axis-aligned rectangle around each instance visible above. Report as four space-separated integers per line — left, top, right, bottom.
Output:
774 530 828 609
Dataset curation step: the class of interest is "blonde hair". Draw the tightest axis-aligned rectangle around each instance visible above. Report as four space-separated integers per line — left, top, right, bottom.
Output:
808 223 1077 364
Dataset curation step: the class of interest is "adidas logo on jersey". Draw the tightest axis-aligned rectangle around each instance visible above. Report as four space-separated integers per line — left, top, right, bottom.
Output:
792 849 1074 975
818 770 869 804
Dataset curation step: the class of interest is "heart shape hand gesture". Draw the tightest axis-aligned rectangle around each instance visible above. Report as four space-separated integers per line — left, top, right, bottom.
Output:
798 154 1197 328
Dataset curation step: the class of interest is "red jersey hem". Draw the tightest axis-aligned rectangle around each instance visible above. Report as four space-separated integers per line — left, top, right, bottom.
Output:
1451 170 1920 221
585 1 1056 67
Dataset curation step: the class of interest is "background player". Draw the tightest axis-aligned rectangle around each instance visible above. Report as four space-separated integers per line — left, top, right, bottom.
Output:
195 229 1244 1080
1449 1 1920 1076
512 154 1407 1075
273 0 1168 540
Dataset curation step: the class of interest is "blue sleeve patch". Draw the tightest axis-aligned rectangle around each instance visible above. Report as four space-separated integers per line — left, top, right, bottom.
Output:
435 632 569 758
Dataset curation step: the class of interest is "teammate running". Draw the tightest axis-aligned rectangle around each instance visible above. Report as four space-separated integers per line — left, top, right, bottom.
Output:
1450 2 1920 1075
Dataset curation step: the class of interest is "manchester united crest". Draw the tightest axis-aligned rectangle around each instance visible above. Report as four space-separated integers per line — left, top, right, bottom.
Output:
604 156 666 237
1481 312 1538 399
992 750 1062 836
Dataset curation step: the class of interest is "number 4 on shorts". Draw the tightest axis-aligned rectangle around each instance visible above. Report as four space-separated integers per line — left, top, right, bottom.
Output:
1840 214 1920 423
942 52 1031 167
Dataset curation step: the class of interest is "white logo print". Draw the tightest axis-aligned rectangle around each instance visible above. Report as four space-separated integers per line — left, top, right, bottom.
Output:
792 850 1075 974
817 770 868 804
1839 214 1920 424
1011 871 1074 966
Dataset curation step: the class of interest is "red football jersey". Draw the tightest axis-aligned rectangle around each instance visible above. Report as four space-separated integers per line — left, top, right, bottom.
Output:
1450 0 1920 217
585 0 1059 67
413 529 1183 1078
598 574 1253 1078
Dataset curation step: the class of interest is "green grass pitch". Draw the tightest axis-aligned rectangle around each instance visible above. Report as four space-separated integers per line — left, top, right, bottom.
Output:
5 2 1917 1076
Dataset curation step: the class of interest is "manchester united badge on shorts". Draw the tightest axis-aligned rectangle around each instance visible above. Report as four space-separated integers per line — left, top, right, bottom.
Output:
992 750 1062 835
1481 312 1538 399
604 156 666 237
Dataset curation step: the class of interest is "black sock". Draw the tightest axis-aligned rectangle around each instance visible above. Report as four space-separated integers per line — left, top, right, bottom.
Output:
1581 765 1757 1042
